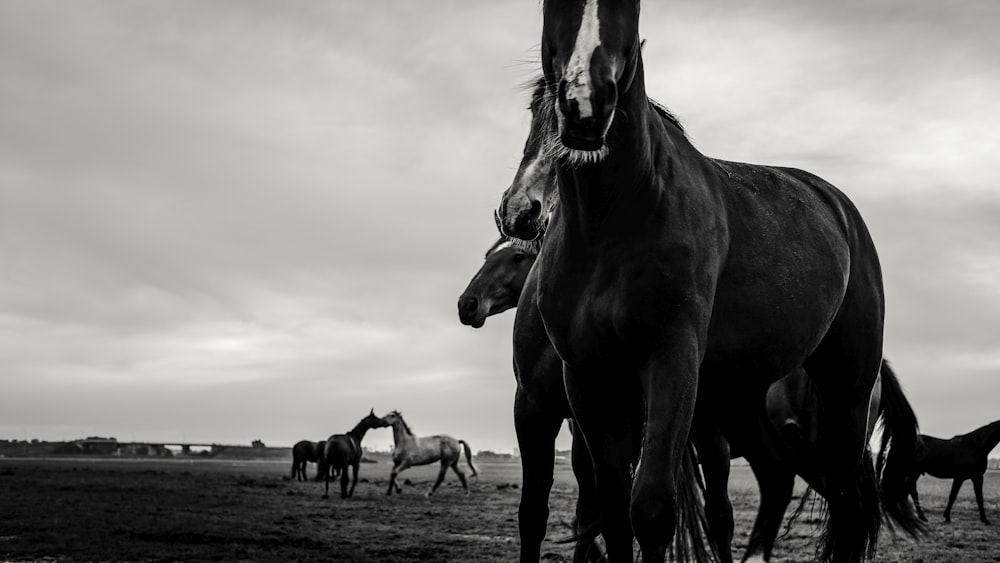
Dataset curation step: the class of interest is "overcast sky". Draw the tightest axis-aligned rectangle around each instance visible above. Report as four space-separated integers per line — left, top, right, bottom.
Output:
1 1 998 455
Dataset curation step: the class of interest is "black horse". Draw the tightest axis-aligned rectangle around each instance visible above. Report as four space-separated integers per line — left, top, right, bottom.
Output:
290 439 329 481
495 3 925 560
460 233 921 562
901 420 1000 525
321 409 388 499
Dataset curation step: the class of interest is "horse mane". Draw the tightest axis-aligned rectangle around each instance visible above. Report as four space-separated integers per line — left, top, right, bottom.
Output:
389 410 414 436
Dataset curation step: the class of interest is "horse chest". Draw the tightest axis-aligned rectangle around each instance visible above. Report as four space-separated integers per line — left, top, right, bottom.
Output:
537 256 664 364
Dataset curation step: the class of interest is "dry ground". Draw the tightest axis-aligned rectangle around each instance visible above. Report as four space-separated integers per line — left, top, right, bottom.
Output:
1 455 998 562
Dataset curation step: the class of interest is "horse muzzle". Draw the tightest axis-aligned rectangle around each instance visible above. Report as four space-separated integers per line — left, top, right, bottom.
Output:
457 295 487 328
556 77 616 151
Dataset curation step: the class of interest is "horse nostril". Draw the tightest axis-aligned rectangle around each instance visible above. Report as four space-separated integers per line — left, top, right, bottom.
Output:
529 200 541 218
465 297 479 313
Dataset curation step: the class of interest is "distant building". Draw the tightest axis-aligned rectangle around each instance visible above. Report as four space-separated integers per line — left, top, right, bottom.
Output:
78 437 119 455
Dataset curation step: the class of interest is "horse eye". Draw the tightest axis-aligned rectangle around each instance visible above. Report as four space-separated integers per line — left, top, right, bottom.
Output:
512 253 526 263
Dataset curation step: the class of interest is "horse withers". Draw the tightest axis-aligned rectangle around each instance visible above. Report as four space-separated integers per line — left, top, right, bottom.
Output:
321 409 388 499
380 411 478 496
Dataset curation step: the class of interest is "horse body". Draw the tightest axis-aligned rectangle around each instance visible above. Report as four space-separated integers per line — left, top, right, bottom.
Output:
381 411 478 496
321 409 387 499
910 420 1000 524
491 2 925 561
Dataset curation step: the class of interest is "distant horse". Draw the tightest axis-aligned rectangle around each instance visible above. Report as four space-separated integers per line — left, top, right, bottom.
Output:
290 439 326 481
494 3 923 560
321 409 388 499
459 232 920 562
900 419 1000 524
380 410 478 496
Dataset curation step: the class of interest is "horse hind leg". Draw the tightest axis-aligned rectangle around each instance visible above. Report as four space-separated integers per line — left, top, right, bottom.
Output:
339 465 351 499
943 478 964 523
744 458 795 562
802 327 883 561
909 480 928 522
972 475 991 525
347 463 360 498
428 460 450 496
450 460 470 495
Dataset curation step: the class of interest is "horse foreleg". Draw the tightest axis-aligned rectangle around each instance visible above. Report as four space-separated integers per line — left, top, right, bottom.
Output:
387 461 408 495
569 421 603 563
450 462 470 495
972 475 990 525
513 392 561 562
563 362 637 563
943 478 964 523
692 423 734 563
630 351 700 563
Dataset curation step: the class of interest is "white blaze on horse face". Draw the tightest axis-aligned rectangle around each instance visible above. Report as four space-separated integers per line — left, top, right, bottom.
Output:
519 150 545 189
564 0 601 119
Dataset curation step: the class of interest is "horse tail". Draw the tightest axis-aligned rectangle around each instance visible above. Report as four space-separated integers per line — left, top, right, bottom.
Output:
458 440 478 477
875 358 927 538
670 441 717 563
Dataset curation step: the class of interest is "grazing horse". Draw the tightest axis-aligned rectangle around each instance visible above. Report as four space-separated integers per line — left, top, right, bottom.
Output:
380 411 479 496
290 439 326 481
906 420 1000 524
459 232 920 562
321 409 387 499
494 2 924 561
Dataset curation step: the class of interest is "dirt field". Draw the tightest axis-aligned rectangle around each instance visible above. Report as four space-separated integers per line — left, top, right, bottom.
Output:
1 455 997 562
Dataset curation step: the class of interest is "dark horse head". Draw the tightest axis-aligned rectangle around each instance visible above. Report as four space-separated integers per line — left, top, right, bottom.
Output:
496 78 559 242
457 237 541 328
542 0 640 152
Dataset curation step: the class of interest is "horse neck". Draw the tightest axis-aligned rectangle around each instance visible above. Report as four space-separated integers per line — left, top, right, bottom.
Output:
390 420 413 446
972 420 1000 455
347 421 371 442
556 54 694 236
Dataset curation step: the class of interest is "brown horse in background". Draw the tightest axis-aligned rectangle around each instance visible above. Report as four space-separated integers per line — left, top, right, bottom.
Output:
901 420 1000 525
381 410 478 496
321 409 387 499
493 2 924 560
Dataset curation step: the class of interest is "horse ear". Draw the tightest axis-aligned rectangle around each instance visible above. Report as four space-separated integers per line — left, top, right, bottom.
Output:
640 39 647 53
370 408 374 415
